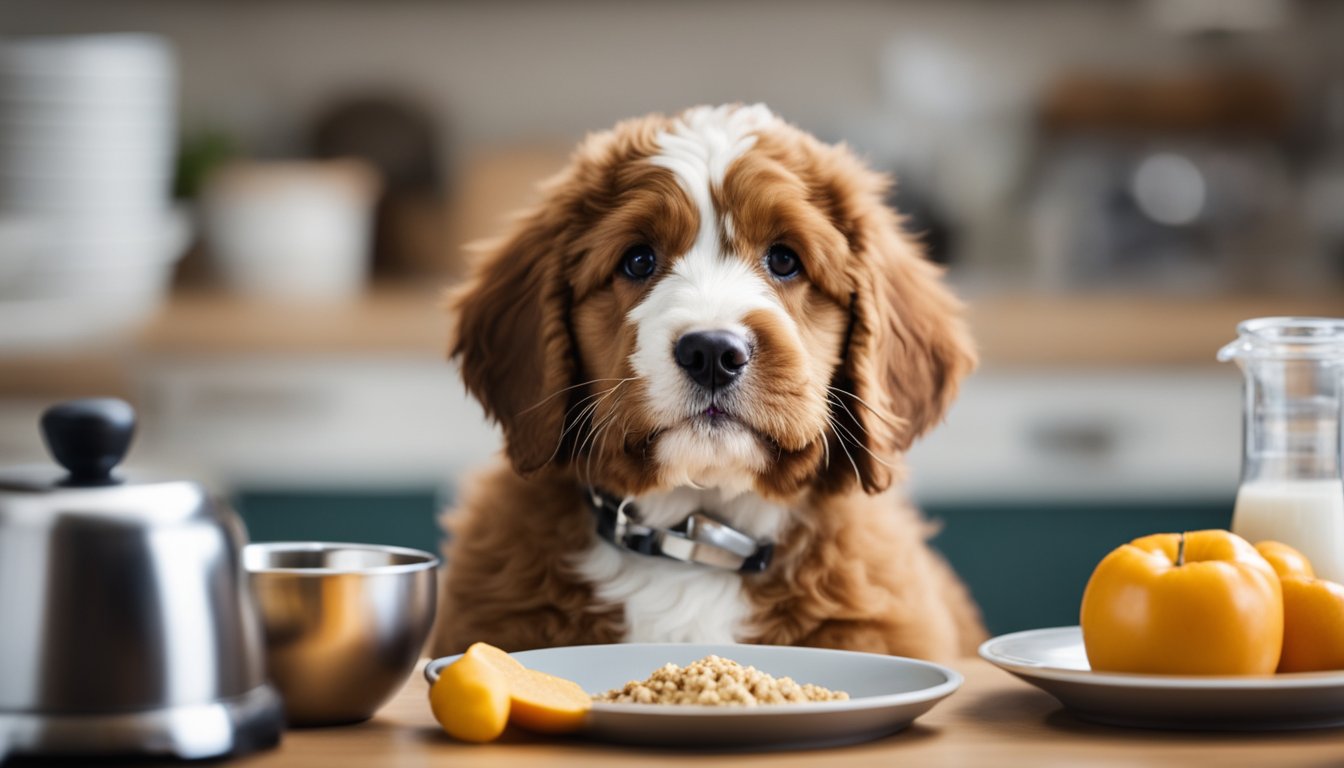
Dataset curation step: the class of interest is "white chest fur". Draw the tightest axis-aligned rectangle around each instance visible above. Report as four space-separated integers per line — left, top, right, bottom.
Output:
568 487 790 643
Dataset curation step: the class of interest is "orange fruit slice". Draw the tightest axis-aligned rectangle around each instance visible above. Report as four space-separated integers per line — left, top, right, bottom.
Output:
428 652 510 743
464 642 592 733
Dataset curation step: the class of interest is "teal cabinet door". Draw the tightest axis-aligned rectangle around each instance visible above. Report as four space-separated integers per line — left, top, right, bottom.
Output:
234 488 1234 637
926 500 1233 635
233 489 446 554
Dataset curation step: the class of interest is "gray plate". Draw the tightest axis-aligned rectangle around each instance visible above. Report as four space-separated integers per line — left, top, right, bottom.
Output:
424 642 961 749
980 626 1344 730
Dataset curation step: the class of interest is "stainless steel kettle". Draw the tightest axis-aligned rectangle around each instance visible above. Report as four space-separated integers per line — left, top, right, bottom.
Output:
0 399 282 760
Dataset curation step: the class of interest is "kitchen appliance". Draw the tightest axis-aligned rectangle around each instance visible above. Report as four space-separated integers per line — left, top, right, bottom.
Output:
1219 317 1344 582
244 541 438 726
1026 72 1297 293
0 399 282 760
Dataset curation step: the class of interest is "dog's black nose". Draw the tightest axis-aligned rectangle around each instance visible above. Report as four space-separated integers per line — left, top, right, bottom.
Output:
674 330 751 390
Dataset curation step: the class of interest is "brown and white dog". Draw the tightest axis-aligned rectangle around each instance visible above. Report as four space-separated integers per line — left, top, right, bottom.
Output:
431 104 984 661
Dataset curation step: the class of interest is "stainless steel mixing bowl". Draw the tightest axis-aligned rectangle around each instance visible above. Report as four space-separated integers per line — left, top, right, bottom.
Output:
243 542 438 726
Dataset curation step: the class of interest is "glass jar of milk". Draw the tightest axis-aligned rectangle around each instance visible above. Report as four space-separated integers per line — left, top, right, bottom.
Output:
1219 317 1344 582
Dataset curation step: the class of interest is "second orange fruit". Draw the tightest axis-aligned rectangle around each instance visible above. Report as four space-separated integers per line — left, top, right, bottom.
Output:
1256 541 1344 673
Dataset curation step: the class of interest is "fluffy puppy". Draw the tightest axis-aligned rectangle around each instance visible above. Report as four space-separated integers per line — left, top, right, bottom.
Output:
431 104 983 661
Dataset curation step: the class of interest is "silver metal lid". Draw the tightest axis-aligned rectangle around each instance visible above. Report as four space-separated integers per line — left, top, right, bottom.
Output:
0 399 211 525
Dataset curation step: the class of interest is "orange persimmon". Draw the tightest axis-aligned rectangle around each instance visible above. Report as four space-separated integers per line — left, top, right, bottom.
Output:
1277 576 1344 673
1255 540 1316 580
1249 540 1344 672
1080 530 1284 675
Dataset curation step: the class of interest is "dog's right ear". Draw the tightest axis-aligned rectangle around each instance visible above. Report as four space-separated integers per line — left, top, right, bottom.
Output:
449 200 577 475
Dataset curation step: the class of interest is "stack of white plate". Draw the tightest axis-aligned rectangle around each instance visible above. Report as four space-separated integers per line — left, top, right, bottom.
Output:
0 34 189 349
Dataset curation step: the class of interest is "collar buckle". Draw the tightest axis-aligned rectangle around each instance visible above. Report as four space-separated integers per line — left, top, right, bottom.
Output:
588 488 773 573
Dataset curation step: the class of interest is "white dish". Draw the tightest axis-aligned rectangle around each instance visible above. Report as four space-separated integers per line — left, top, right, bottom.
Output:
0 173 170 212
0 296 159 351
0 206 189 350
0 151 173 183
0 95 174 127
0 215 42 283
0 79 174 109
0 34 173 83
980 626 1344 730
424 643 961 749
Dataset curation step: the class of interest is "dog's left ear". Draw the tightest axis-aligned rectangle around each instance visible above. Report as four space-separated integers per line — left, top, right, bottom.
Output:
449 201 577 476
834 189 977 494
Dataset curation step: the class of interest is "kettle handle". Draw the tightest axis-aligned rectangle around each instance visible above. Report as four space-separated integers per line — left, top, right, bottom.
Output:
40 398 137 485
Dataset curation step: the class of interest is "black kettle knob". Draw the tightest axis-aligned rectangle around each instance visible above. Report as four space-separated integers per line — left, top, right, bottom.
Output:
40 399 137 485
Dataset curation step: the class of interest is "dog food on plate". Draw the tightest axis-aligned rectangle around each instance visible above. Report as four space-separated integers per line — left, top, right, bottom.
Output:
595 655 849 705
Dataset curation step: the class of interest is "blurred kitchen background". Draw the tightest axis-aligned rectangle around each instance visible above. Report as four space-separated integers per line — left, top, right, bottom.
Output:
1 0 1342 634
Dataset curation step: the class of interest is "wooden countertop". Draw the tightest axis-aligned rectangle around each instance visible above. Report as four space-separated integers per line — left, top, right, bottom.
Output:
0 287 1338 399
134 285 451 356
219 658 1343 768
968 293 1342 367
132 287 1339 365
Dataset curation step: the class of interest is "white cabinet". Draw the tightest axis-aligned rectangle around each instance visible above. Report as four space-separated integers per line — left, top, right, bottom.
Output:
905 369 1242 503
131 356 502 489
1 359 1241 503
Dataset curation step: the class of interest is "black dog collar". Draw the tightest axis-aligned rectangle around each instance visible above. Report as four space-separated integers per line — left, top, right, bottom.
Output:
585 487 773 574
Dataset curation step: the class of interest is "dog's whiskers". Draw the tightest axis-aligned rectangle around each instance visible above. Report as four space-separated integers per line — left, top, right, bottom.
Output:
587 411 619 484
557 378 636 425
828 393 900 469
819 422 831 468
826 386 905 431
824 412 862 486
578 408 612 479
826 395 897 470
555 387 614 432
827 392 868 439
519 377 632 417
546 379 632 466
580 397 627 486
546 398 603 467
576 386 630 482
827 392 902 469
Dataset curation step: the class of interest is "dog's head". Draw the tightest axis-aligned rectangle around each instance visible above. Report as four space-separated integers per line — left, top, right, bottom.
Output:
451 104 974 499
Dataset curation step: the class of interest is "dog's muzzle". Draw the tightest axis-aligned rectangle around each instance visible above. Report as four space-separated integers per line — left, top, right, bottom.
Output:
586 487 774 573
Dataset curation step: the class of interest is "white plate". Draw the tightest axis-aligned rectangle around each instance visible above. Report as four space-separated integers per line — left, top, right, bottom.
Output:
980 626 1344 730
425 643 961 749
0 296 159 350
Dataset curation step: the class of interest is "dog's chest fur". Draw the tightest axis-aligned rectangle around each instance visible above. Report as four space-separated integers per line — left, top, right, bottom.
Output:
568 487 791 643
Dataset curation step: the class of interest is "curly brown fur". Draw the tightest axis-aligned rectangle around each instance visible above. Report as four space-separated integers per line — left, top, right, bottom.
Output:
432 105 984 658
432 465 625 654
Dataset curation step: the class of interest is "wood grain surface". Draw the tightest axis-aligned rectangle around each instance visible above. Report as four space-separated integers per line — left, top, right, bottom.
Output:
212 658 1344 768
5 291 1339 400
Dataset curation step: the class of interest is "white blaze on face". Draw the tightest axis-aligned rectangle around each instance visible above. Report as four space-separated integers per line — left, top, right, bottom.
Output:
646 104 775 262
571 107 805 644
627 105 787 487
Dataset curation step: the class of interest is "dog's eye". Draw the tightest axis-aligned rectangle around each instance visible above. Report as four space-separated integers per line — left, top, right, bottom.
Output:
620 245 657 280
765 244 801 279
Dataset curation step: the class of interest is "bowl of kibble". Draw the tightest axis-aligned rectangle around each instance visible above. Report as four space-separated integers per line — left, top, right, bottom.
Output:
425 642 961 749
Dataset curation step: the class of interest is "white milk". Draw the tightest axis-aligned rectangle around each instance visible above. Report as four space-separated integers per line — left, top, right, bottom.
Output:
1232 479 1344 583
